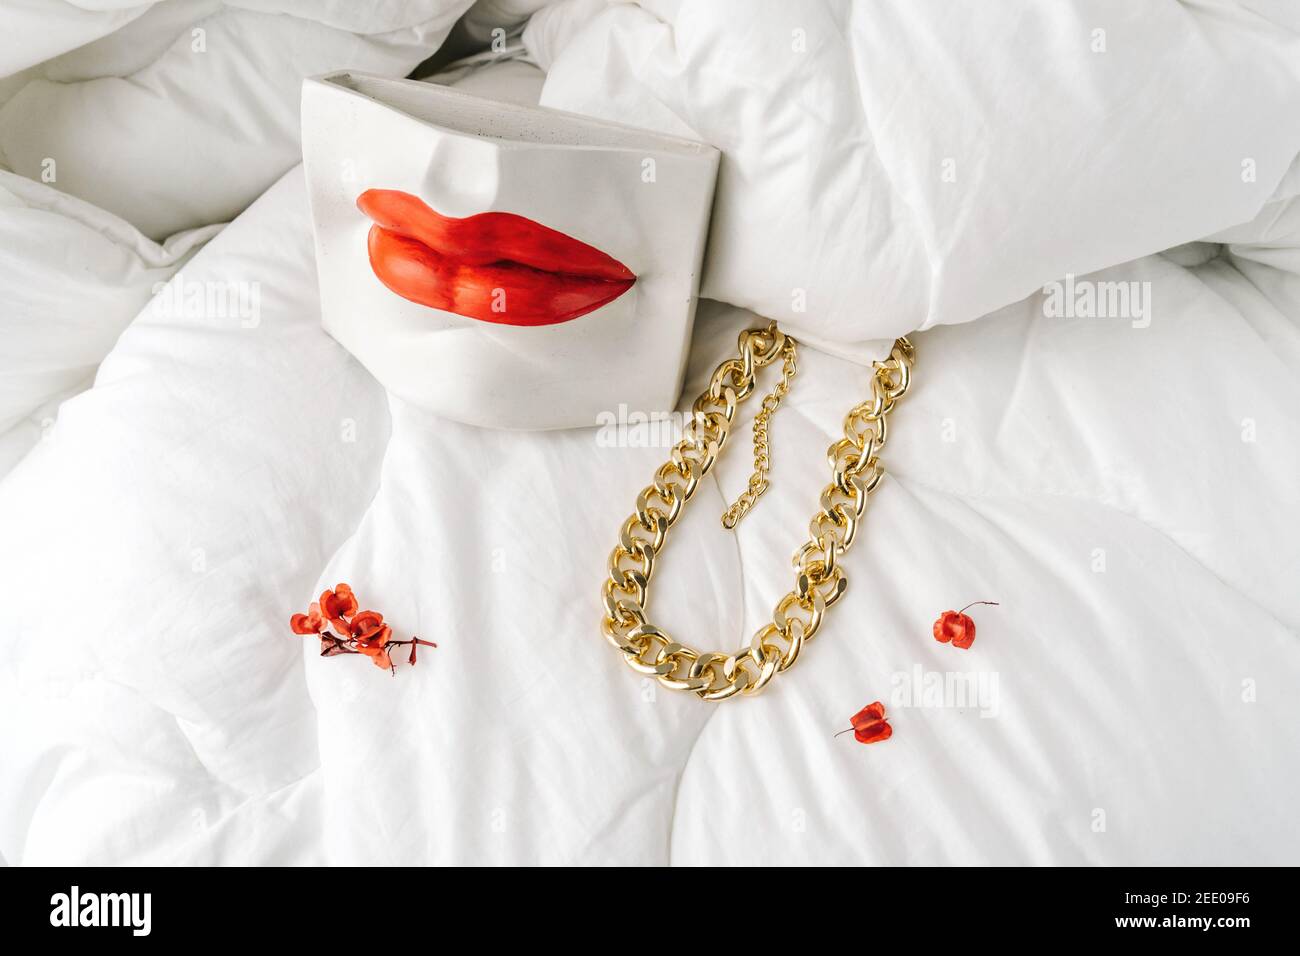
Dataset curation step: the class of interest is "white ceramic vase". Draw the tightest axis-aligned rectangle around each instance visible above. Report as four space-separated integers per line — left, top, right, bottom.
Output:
301 71 720 430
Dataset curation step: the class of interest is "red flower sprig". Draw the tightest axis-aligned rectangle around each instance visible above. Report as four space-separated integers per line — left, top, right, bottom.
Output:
835 701 892 744
932 601 998 649
290 583 436 673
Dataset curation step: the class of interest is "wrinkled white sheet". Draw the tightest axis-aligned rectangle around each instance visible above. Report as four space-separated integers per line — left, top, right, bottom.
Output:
2 3 1299 865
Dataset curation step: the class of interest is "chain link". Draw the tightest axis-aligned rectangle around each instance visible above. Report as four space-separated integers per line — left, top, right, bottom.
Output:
600 322 915 701
720 324 797 529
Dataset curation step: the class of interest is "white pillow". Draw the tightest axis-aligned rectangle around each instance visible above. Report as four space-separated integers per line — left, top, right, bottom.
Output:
530 0 1300 346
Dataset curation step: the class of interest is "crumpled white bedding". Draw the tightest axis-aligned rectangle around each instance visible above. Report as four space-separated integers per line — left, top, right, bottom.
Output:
0 1 476 239
1 1 1299 865
0 171 221 474
529 0 1300 348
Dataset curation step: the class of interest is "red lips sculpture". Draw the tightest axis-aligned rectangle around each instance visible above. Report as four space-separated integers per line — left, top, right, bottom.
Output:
356 189 636 327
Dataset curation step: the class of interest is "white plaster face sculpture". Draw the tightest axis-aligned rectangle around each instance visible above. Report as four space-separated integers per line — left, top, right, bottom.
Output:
301 72 721 430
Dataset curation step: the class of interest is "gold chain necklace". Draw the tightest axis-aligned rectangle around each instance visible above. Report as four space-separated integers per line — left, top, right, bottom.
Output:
601 322 915 700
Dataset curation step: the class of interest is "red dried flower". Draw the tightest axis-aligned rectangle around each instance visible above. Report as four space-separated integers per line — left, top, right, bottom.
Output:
353 622 393 670
287 583 435 675
290 603 325 635
836 701 892 744
348 610 385 641
319 584 358 630
933 601 998 649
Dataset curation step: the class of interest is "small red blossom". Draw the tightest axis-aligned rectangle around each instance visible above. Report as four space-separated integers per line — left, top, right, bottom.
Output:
287 582 436 675
290 602 325 635
835 701 892 744
348 610 385 641
353 621 392 670
933 601 998 649
319 584 358 630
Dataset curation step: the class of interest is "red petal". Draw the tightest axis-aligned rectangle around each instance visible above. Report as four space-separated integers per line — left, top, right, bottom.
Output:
349 610 385 639
334 583 358 617
290 613 316 635
951 616 976 649
854 720 892 744
850 701 886 730
319 589 339 619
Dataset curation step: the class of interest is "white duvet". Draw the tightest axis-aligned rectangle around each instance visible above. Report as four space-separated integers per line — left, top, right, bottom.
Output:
1 0 1298 866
